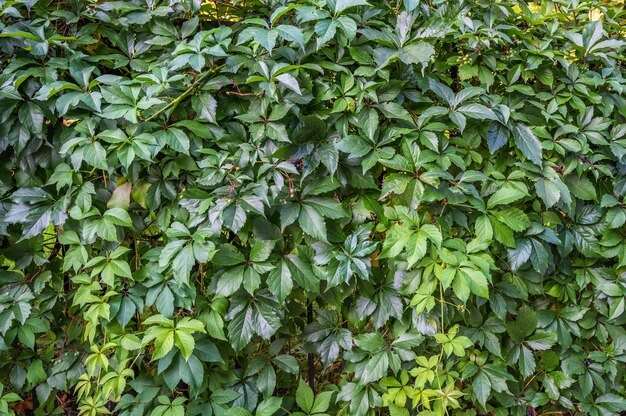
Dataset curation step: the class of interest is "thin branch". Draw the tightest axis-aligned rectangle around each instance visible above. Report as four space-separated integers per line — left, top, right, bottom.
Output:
144 64 225 122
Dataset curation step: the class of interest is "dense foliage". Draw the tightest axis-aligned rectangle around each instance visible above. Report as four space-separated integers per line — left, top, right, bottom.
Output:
2 0 626 415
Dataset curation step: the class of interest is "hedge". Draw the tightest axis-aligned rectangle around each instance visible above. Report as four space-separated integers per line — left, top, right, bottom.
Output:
1 0 626 415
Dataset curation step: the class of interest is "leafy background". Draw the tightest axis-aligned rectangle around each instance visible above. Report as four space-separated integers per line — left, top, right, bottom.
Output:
1 0 626 415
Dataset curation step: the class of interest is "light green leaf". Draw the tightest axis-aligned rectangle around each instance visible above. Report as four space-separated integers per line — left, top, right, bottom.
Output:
487 183 528 208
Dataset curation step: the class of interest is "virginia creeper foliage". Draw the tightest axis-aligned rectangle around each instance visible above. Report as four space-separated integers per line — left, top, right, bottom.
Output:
1 0 626 415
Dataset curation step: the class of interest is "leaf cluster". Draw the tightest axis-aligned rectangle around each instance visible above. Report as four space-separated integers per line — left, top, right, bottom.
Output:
1 0 626 415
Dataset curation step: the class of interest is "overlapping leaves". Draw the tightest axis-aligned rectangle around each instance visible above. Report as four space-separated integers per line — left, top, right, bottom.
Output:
1 0 626 416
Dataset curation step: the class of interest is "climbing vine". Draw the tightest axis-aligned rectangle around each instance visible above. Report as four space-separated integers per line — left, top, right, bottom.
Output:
1 0 626 415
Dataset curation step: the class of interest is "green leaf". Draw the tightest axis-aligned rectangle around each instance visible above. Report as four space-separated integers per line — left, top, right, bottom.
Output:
256 397 282 416
458 104 498 121
250 240 276 262
487 183 528 208
312 391 333 413
217 266 245 296
406 232 428 267
267 260 293 302
299 204 327 241
526 332 557 350
275 25 305 49
276 73 301 95
164 127 190 155
380 224 411 259
460 268 489 299
473 371 491 407
419 224 442 248
475 215 493 243
174 329 196 359
107 183 132 210
192 93 217 123
153 331 174 360
508 239 532 271
360 350 388 383
296 379 314 413
512 123 543 166
399 42 435 72
596 394 626 412
26 360 46 385
224 408 252 416
18 102 44 134
492 208 530 232
375 102 413 122
172 245 195 285
334 0 370 15
487 122 509 153
104 207 133 227
566 175 597 201
535 178 561 208
213 244 245 266
608 297 625 320
507 306 538 343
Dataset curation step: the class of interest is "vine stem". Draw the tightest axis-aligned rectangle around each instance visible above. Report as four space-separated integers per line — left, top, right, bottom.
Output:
435 278 445 390
439 278 445 332
337 401 350 415
144 64 225 122
522 371 540 392
307 299 315 392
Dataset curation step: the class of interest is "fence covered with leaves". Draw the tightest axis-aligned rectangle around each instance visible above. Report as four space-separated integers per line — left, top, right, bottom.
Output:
1 0 626 415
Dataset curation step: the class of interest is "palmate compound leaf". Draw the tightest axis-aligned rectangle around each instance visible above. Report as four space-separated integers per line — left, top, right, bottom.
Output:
226 290 283 351
304 310 352 367
142 315 206 360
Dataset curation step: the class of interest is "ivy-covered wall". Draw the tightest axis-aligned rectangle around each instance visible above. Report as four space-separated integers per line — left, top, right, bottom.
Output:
1 0 626 415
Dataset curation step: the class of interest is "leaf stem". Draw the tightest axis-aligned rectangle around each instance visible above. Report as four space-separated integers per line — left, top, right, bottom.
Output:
307 299 315 392
439 278 445 332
